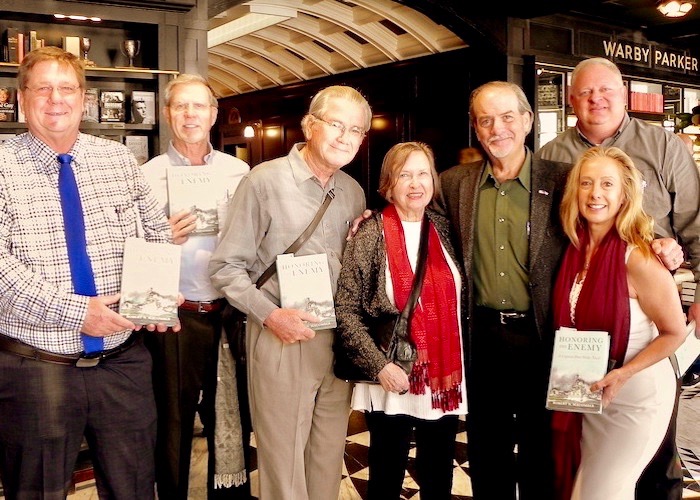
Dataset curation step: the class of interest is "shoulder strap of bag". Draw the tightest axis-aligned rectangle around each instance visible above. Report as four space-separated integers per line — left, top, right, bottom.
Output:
255 189 335 289
400 213 430 320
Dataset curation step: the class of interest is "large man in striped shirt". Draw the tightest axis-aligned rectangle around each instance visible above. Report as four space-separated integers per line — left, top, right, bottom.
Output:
0 47 173 499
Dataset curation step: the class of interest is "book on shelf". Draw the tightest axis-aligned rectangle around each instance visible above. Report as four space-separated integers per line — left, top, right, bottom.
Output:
62 36 81 58
681 281 697 306
0 133 16 145
0 86 17 122
546 327 610 414
29 30 39 52
3 27 20 63
276 253 337 330
119 237 181 327
676 320 700 376
125 135 149 166
100 90 125 123
82 88 100 123
16 95 25 123
130 90 156 124
166 166 227 236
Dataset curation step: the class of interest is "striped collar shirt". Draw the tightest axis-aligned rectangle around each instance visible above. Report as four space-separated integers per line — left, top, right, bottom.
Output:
0 132 171 354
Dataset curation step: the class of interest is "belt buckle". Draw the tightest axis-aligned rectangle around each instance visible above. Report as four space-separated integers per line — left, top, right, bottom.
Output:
499 311 524 325
198 301 212 313
76 353 101 368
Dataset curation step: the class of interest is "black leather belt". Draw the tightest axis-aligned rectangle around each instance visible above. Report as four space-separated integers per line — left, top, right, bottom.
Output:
475 307 530 326
0 332 141 368
179 298 226 314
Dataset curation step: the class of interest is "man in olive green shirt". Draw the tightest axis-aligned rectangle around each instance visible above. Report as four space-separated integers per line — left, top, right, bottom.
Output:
437 81 571 500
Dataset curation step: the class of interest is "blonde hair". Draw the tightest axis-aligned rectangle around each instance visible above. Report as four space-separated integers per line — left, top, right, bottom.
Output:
560 146 654 257
377 142 440 204
18 47 85 91
300 85 372 139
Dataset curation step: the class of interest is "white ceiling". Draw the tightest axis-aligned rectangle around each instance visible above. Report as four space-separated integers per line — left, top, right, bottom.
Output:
206 0 468 97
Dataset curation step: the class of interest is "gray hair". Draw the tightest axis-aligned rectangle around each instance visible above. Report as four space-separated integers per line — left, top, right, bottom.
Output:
164 74 218 108
469 81 533 133
300 85 372 139
571 57 623 87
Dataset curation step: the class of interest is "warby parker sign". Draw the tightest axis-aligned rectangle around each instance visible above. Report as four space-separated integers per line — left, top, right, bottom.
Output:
580 31 698 74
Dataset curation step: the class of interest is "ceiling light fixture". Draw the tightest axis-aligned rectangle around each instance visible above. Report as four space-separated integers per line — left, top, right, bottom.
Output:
54 14 102 22
656 0 695 17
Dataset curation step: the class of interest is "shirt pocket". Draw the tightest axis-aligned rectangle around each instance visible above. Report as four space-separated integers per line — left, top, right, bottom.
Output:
102 202 138 241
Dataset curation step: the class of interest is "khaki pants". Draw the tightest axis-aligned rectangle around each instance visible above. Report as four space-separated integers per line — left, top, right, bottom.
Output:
246 320 351 500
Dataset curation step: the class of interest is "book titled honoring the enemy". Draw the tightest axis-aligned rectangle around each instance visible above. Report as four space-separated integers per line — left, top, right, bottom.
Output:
546 327 610 414
166 166 226 236
276 253 337 330
119 237 181 327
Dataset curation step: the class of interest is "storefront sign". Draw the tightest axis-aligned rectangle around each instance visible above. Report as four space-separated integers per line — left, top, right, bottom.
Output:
580 31 698 74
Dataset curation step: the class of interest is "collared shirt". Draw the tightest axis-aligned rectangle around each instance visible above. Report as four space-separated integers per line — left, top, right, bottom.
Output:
474 150 532 311
0 132 171 354
142 141 250 301
537 114 700 301
209 143 366 327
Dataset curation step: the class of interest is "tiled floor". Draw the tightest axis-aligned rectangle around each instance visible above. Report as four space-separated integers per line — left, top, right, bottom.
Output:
12 381 700 499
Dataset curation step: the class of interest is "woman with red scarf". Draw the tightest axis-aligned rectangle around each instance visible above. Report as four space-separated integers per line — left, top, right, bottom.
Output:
551 146 686 499
335 142 466 499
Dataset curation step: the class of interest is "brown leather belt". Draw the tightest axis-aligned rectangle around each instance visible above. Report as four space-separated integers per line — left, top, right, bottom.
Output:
0 332 142 368
179 298 226 314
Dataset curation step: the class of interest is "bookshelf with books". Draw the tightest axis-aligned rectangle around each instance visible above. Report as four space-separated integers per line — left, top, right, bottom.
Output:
0 4 182 160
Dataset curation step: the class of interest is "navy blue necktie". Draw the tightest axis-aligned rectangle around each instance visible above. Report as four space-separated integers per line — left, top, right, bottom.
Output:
58 154 103 354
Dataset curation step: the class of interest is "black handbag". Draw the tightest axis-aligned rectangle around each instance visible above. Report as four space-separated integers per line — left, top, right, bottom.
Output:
221 191 335 364
334 214 429 383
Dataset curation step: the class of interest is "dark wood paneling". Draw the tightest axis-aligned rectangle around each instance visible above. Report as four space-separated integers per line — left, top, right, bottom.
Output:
214 48 505 207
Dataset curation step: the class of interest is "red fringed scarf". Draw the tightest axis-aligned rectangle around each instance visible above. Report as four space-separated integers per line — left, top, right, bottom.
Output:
550 227 630 500
383 205 463 412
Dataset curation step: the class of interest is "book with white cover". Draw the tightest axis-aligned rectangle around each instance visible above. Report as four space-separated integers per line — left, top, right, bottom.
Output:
166 166 226 235
125 135 149 165
119 237 181 326
546 327 610 414
276 253 337 330
675 320 700 376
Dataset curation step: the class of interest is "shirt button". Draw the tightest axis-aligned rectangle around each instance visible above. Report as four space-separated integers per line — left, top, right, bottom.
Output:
501 299 507 304
498 218 505 223
499 245 505 250
500 190 506 196
499 271 505 277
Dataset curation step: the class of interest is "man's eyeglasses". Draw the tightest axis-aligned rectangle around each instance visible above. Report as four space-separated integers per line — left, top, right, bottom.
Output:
313 116 365 140
25 85 81 97
168 102 213 113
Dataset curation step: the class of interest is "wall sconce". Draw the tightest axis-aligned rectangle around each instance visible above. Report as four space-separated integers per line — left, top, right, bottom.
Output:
243 125 255 138
657 0 695 17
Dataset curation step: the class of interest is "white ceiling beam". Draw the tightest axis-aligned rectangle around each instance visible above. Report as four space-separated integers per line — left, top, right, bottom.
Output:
208 3 298 48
